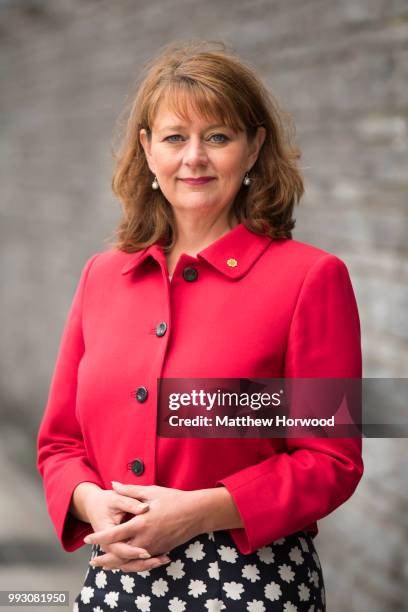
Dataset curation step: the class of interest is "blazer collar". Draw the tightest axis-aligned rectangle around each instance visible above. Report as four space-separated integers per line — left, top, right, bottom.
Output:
120 222 273 279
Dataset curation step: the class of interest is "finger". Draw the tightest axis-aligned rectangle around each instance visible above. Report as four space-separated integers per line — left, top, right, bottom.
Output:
118 555 171 573
90 551 169 572
84 520 138 546
104 541 152 561
114 495 149 516
111 481 149 501
90 552 128 571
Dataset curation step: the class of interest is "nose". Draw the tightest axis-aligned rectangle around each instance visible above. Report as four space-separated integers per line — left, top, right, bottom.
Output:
183 136 209 167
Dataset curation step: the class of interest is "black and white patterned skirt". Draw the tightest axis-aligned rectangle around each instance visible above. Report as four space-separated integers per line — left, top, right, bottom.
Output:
73 529 326 611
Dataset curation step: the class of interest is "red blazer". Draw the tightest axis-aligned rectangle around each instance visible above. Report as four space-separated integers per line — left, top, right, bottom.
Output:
36 222 364 555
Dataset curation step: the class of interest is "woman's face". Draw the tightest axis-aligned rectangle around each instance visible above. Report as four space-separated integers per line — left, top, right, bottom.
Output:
139 100 266 220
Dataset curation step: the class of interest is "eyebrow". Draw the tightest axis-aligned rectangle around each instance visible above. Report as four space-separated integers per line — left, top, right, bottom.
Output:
157 123 228 134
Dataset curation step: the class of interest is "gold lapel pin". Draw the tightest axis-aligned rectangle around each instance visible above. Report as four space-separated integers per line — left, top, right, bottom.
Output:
227 258 238 268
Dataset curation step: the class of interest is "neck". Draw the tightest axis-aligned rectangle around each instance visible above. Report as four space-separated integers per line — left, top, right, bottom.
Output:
171 210 239 257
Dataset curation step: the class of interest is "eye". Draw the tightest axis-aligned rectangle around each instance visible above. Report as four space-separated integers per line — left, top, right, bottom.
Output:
209 133 229 143
164 134 184 142
163 133 230 143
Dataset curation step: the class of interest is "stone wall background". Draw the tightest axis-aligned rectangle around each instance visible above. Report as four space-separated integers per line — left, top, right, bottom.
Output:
0 1 407 610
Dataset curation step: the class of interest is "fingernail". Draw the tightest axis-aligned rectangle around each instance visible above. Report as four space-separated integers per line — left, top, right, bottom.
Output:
84 536 92 544
159 556 171 564
139 503 149 510
139 552 151 559
111 480 122 486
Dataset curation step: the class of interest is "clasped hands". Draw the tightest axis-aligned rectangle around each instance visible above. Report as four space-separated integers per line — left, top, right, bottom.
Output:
83 481 203 573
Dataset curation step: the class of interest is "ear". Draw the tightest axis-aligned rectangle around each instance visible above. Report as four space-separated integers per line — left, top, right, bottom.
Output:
139 128 155 174
247 126 266 170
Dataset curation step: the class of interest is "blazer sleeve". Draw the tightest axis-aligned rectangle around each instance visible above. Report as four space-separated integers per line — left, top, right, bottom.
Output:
36 253 105 552
215 253 364 554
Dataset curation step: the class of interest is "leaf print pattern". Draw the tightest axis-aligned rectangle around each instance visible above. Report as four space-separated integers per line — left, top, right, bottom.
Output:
309 569 320 588
208 560 220 580
94 571 107 589
104 591 119 608
242 564 261 582
73 530 325 611
265 581 282 601
136 570 150 579
204 599 226 611
166 559 185 580
120 574 135 593
223 581 244 600
185 539 205 562
218 544 238 563
299 537 309 553
298 582 311 601
80 586 94 604
188 578 207 598
279 563 296 583
135 594 150 611
151 578 168 597
168 596 187 611
257 546 275 564
289 546 304 565
247 601 266 612
284 602 299 612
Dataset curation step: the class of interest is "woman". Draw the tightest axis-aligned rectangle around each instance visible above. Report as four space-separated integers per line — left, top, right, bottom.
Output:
37 40 364 611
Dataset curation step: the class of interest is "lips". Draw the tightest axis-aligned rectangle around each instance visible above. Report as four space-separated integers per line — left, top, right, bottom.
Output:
180 177 215 185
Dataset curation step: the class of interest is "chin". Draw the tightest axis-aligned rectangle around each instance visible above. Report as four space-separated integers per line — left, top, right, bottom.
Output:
174 201 220 213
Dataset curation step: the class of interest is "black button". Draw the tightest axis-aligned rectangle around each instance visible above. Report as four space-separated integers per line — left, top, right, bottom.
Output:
130 459 145 476
156 321 167 337
182 266 198 282
135 386 148 402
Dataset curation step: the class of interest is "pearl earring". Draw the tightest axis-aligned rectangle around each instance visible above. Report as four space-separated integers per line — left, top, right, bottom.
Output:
243 172 251 186
152 176 159 190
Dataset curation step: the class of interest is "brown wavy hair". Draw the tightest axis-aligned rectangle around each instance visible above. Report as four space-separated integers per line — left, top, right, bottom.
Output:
108 39 304 253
